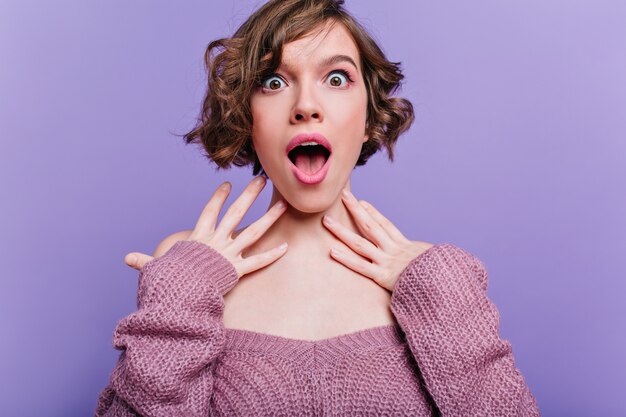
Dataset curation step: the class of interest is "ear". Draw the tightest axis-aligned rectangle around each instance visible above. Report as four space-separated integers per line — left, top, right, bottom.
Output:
362 122 369 143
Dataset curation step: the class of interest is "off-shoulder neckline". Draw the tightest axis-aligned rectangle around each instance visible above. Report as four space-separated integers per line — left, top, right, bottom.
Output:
220 243 461 363
224 323 401 345
223 323 405 366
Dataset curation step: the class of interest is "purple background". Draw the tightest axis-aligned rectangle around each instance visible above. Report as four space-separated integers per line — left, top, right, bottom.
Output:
1 1 625 416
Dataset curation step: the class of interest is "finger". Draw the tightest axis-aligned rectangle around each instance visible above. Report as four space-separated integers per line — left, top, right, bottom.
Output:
230 199 287 254
329 246 383 281
341 189 393 249
215 176 266 239
193 182 232 234
235 242 288 277
322 215 380 262
358 200 407 242
124 252 154 271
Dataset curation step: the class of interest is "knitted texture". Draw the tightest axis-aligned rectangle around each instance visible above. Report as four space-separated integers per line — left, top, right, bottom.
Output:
95 240 540 416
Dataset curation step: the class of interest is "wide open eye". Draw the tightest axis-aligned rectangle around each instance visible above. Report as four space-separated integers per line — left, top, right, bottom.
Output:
261 75 286 91
325 70 352 88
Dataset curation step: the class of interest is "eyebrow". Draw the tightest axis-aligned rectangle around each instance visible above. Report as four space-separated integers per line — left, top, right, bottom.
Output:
319 54 359 70
278 54 359 73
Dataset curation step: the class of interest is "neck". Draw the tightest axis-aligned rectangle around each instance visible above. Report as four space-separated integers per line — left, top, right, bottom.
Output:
248 180 362 256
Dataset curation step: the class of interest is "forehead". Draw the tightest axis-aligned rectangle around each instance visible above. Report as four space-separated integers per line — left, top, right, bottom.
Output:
279 22 361 71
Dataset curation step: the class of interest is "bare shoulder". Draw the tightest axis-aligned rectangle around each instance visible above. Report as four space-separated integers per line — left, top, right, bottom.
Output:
414 240 436 253
153 230 193 257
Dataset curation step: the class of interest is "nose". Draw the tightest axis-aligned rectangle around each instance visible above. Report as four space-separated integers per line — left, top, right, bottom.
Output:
290 83 323 124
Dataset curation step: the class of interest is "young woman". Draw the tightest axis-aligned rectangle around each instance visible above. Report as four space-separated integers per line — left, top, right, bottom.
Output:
96 0 540 415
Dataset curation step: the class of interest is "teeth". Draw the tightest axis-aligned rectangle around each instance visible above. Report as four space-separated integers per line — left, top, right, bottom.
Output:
298 141 319 146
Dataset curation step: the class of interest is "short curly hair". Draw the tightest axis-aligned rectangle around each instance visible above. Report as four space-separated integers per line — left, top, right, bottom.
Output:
183 0 414 176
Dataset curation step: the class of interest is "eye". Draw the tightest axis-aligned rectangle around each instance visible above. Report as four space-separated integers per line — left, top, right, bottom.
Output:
261 75 286 91
325 70 353 88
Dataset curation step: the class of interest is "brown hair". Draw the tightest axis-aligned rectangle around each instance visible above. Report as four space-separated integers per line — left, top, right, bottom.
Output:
183 0 414 176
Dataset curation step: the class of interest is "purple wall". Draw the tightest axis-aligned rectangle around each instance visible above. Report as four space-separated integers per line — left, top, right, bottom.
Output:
1 1 624 415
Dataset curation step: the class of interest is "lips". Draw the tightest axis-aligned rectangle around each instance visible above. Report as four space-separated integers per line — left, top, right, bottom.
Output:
285 133 332 185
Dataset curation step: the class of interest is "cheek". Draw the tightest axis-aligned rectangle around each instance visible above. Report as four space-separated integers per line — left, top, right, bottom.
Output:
251 96 287 133
330 94 368 144
250 103 274 151
250 101 285 173
331 89 367 127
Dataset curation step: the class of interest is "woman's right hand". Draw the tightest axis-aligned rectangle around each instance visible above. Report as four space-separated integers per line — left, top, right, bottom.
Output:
124 176 289 278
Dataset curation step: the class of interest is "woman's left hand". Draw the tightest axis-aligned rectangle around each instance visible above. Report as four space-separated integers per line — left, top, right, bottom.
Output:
322 189 434 292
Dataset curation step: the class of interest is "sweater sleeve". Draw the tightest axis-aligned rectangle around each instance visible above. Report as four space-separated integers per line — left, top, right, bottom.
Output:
389 243 540 417
94 240 238 417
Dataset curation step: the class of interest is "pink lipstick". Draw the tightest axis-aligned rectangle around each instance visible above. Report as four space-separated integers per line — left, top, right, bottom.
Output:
285 132 332 185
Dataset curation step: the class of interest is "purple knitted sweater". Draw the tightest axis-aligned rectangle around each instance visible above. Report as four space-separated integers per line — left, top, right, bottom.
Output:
95 240 540 416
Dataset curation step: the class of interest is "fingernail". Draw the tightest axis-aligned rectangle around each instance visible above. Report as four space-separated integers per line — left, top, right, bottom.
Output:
275 200 285 209
342 189 351 199
255 176 265 185
127 255 136 265
331 248 342 257
278 242 288 250
323 215 334 225
220 182 230 190
360 200 370 209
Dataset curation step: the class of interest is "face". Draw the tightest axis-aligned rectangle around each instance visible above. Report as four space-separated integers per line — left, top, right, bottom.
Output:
250 21 369 213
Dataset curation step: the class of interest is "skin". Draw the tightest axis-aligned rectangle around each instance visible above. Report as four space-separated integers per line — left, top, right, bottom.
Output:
251 20 369 217
124 21 433 325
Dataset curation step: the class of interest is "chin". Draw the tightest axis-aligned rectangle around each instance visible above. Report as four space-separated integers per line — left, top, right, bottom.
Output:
266 165 348 214
287 197 332 214
282 189 338 214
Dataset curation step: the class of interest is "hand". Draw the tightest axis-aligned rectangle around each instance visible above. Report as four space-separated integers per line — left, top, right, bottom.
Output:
124 176 289 278
322 189 433 292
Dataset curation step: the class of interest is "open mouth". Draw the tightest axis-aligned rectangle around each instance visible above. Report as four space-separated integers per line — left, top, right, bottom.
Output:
285 133 333 185
287 143 331 175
